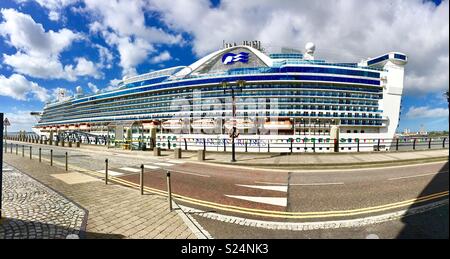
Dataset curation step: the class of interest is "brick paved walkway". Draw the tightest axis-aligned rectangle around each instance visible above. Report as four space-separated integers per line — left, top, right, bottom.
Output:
0 164 86 239
3 153 198 239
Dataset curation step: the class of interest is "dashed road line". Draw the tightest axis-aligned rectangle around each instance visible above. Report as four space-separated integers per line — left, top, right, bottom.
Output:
388 171 448 181
290 182 344 186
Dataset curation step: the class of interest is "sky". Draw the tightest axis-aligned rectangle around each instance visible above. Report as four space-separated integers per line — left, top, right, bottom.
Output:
0 0 448 132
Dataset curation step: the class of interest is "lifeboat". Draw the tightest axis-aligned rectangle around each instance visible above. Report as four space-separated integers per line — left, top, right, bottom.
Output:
79 123 90 130
224 119 254 129
59 125 68 130
68 125 77 130
192 119 217 129
263 120 292 130
143 120 160 128
162 119 183 129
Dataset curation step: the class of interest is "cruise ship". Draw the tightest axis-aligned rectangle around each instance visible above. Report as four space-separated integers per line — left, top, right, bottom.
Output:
32 41 408 152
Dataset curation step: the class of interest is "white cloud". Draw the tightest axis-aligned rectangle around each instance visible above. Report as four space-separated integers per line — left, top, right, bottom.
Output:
150 50 172 64
103 32 154 76
64 57 102 79
0 73 49 102
15 0 80 21
87 82 99 93
4 109 40 132
0 8 80 56
150 0 449 96
405 106 449 119
82 0 182 75
95 43 114 69
0 8 103 81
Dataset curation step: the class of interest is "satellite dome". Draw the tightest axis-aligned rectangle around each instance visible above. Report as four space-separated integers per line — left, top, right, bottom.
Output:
76 86 83 94
305 42 316 53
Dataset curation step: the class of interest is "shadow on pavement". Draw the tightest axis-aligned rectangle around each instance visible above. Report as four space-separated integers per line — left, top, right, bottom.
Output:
0 217 122 239
397 161 449 239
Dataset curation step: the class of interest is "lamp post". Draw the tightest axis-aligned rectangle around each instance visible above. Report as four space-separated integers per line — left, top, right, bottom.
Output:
1 113 3 219
223 80 244 162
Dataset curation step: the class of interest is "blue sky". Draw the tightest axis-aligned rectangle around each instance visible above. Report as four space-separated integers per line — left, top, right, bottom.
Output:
0 0 448 132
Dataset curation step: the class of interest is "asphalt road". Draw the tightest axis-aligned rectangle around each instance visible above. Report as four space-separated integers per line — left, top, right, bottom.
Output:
5 140 448 222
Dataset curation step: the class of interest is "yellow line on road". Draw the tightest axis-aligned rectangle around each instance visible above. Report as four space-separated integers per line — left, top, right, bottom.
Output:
32 156 450 219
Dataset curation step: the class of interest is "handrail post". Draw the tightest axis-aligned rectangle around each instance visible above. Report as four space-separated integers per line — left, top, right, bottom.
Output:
16 144 18 155
30 146 32 160
22 145 24 157
203 138 206 151
140 164 144 195
39 148 41 163
245 140 248 153
428 138 432 149
413 139 416 150
377 139 380 151
357 138 359 152
443 138 446 149
65 152 68 171
50 149 53 166
105 159 108 185
184 138 187 151
396 138 399 151
167 171 172 212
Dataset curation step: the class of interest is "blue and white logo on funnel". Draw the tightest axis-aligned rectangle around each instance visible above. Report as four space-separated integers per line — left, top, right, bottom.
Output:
222 52 250 65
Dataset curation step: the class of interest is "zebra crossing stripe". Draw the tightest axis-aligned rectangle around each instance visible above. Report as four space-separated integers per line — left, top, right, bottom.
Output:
118 167 141 173
154 162 174 167
97 169 124 176
143 165 160 170
167 160 186 164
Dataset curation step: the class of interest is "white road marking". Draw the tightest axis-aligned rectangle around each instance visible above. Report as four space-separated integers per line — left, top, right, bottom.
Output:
290 182 344 186
143 165 161 170
255 181 287 186
236 184 288 192
154 162 174 167
97 170 124 176
388 171 448 181
172 170 210 178
167 160 186 164
119 167 141 173
225 195 287 207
